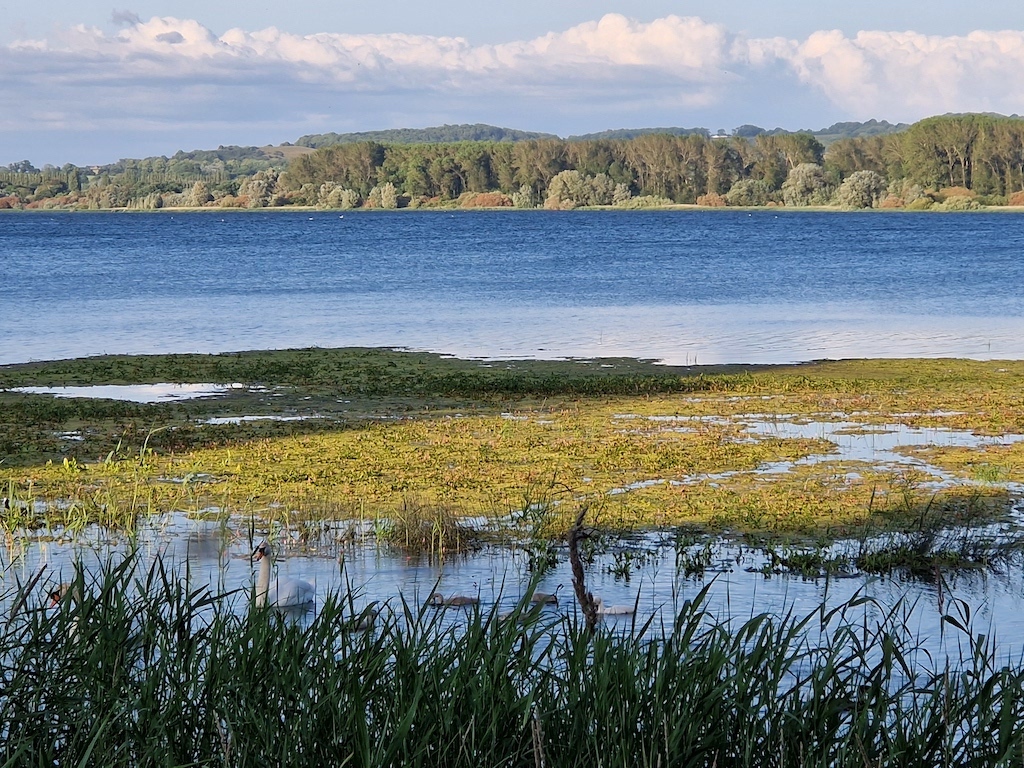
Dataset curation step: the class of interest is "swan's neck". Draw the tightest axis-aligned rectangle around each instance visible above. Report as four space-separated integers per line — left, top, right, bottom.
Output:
256 554 271 607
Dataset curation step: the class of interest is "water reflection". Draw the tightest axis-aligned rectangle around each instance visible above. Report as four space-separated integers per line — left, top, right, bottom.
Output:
4 512 1023 664
9 383 239 403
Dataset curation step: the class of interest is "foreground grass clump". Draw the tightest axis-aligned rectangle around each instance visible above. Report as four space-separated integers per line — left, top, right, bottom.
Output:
3 557 1024 767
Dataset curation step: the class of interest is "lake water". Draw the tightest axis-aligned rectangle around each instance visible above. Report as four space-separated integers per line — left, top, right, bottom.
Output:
3 210 1024 366
4 209 1024 662
4 511 1022 666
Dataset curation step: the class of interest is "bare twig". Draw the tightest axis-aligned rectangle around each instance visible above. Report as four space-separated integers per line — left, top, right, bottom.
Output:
568 503 598 634
531 707 546 768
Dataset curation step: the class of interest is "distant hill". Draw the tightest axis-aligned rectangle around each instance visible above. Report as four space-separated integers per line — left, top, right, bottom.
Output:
745 119 911 145
808 119 911 144
562 120 908 144
169 146 272 163
567 127 710 141
65 119 917 176
295 124 558 149
288 119 905 146
89 144 314 179
257 145 316 162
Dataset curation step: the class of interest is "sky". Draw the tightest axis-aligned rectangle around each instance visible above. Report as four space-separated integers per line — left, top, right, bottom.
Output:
2 1 1023 166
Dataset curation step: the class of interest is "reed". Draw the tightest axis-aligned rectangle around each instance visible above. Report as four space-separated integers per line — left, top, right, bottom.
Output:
3 556 1023 766
375 497 477 556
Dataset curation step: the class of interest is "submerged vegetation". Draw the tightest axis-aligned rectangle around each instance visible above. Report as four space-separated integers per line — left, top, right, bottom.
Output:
2 556 1024 766
1 350 1022 558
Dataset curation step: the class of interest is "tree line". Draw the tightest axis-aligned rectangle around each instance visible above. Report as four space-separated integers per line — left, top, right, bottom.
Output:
3 114 1024 211
280 114 1024 209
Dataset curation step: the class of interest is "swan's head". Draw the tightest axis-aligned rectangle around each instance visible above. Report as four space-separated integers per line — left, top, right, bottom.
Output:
48 583 75 608
251 540 273 563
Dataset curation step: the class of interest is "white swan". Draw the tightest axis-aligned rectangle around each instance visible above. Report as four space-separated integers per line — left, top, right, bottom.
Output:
252 540 315 609
47 582 84 640
595 597 636 616
428 592 479 608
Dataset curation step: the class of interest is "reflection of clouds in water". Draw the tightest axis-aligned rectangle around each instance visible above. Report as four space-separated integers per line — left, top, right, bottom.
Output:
411 306 1023 366
7 303 1022 367
217 299 1014 367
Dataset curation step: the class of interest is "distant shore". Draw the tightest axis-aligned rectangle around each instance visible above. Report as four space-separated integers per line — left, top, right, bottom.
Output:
4 204 1024 214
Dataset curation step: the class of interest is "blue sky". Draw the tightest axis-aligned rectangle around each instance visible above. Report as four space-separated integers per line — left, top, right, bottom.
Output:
2 2 1023 165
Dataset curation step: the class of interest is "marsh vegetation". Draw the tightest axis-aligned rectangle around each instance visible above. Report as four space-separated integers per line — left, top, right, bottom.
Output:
2 350 1021 541
4 555 1024 767
3 349 1024 763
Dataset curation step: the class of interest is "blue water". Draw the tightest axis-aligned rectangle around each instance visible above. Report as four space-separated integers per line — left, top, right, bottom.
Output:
3 209 1024 365
5 512 1023 665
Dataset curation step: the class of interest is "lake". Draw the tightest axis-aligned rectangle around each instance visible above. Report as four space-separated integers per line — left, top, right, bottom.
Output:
3 209 1024 366
4 208 1024 663
6 507 1024 665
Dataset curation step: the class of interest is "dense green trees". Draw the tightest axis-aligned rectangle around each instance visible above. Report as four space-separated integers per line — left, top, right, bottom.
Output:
725 179 774 207
286 142 386 196
544 170 621 209
4 114 1024 211
781 163 834 207
279 114 1024 210
908 115 1024 195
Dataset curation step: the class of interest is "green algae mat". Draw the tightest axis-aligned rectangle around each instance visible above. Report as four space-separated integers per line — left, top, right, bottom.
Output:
2 349 1022 538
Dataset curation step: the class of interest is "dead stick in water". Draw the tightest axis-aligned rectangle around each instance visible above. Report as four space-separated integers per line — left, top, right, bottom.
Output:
568 503 598 634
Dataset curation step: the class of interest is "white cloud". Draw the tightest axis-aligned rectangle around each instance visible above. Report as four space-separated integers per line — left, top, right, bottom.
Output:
2 14 1023 163
9 13 740 91
774 29 1024 116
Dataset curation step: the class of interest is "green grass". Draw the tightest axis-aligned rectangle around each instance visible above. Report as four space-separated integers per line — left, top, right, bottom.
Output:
0 347 767 469
3 555 1024 766
374 497 479 556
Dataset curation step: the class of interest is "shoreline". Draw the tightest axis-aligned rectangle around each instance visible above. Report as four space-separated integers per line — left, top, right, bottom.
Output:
3 204 1024 214
4 346 1024 380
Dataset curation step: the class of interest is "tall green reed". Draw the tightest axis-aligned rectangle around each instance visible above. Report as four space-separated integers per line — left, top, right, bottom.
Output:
2 556 1023 767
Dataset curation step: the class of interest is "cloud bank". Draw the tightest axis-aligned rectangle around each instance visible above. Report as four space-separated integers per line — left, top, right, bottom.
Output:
3 14 1023 162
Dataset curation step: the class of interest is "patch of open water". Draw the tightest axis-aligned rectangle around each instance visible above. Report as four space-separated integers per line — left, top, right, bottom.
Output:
611 412 1024 495
9 383 241 403
4 211 1024 366
202 415 320 425
3 506 1023 665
